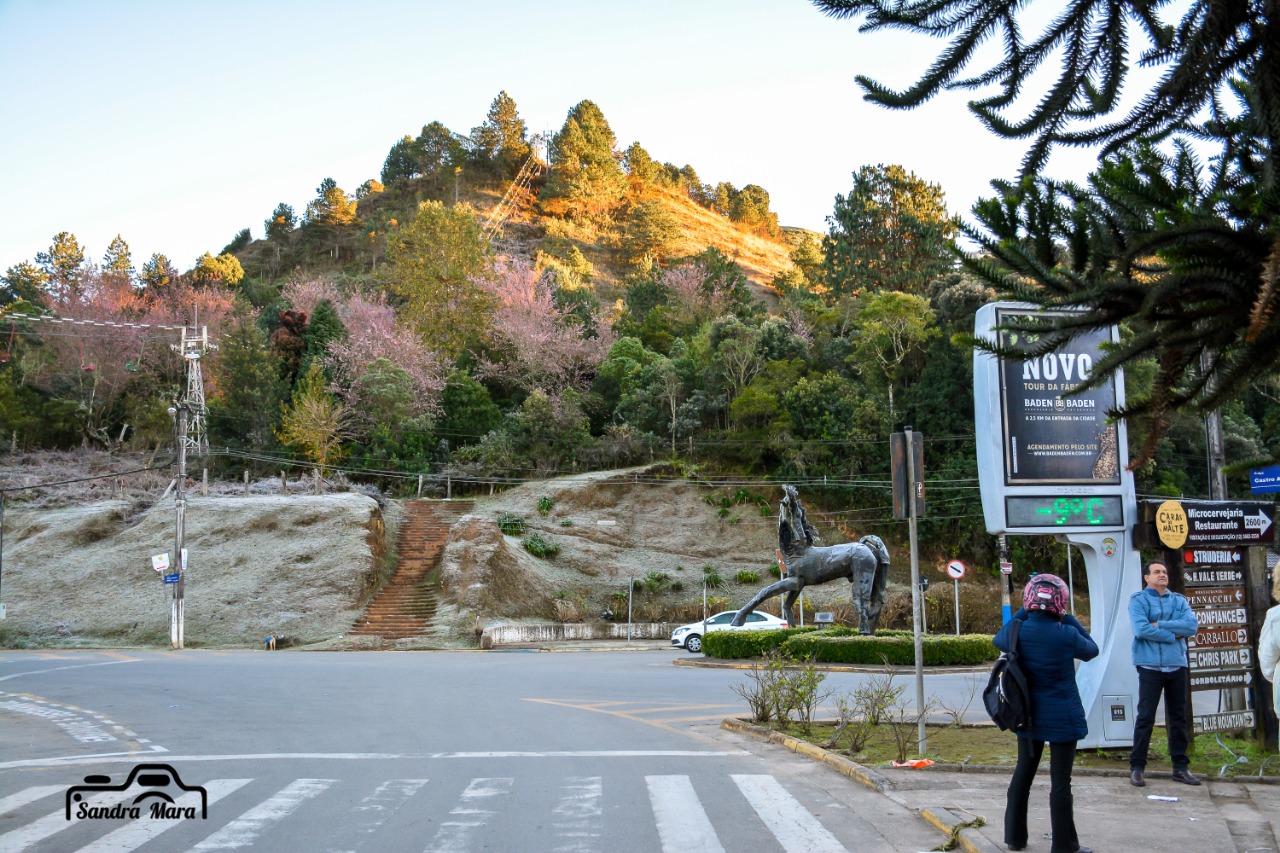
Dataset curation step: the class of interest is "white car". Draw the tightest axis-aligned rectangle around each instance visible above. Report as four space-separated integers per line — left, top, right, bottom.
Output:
670 610 789 653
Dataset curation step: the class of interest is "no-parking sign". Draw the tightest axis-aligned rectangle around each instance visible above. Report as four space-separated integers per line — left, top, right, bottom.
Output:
945 560 966 580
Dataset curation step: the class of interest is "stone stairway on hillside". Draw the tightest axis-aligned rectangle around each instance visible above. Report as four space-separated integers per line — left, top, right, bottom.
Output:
348 500 474 641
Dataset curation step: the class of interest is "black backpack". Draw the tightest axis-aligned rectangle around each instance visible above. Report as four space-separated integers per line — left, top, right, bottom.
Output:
983 619 1032 732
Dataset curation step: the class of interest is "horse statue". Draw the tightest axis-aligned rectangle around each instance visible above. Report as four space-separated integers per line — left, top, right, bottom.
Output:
730 485 891 634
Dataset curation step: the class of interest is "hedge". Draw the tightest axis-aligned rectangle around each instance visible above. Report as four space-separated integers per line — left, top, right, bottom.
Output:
703 629 997 666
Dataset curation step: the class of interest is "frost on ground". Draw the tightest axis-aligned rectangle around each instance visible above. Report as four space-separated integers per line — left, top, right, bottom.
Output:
1 453 867 649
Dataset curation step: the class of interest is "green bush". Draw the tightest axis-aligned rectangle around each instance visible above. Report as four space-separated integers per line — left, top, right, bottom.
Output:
735 569 760 584
703 630 996 664
522 532 560 558
559 518 573 526
497 513 525 536
702 565 723 588
643 571 670 593
537 495 554 516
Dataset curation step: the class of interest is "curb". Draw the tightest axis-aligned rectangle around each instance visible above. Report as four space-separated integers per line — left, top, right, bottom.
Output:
919 806 1002 853
720 718 890 792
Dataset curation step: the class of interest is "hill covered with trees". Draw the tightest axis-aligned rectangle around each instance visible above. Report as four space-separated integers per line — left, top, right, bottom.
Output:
2 88 1274 577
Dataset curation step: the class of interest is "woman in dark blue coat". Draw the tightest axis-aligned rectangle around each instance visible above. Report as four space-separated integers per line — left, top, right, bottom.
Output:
993 573 1099 853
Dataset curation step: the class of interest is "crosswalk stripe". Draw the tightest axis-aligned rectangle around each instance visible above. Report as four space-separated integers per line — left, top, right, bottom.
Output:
423 777 512 853
73 778 251 853
190 778 335 850
551 776 601 853
732 774 847 853
0 785 62 816
646 775 725 853
327 779 430 853
0 787 137 851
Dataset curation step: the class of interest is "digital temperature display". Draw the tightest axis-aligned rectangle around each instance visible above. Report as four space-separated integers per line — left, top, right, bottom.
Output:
1005 495 1124 529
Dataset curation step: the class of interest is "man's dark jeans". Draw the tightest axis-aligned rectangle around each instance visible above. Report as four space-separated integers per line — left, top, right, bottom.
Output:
1130 666 1191 770
1005 737 1079 853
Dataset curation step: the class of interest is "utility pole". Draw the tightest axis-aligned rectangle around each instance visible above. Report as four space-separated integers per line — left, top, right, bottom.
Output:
170 403 189 649
905 426 926 757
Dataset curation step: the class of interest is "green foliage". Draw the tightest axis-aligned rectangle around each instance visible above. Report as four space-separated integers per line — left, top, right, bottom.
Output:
139 253 177 289
642 571 670 593
381 201 492 360
301 299 346 373
560 518 573 527
522 531 560 558
221 229 252 256
101 235 134 279
265 203 297 241
735 570 760 584
622 199 682 262
191 252 245 287
701 565 723 588
497 513 526 536
471 90 531 178
35 231 87 304
437 370 502 448
276 362 350 474
2 261 48 306
537 495 554 515
208 314 288 452
542 100 627 222
782 633 997 666
822 164 955 297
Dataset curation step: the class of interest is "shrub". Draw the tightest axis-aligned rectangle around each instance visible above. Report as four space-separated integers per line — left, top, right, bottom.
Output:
702 629 996 664
522 532 560 558
559 518 573 527
643 571 670 593
670 580 684 592
702 565 723 588
537 495 554 516
497 513 525 536
735 569 760 584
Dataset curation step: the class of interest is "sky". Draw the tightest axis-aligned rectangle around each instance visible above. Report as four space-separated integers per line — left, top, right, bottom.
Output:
0 0 1108 276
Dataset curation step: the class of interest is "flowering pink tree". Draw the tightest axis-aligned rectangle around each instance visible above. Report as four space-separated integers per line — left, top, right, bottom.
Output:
281 277 341 318
475 258 614 398
323 291 446 419
660 261 732 328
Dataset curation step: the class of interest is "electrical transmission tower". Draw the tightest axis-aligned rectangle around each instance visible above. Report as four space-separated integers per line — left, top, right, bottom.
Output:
173 325 216 457
482 135 548 240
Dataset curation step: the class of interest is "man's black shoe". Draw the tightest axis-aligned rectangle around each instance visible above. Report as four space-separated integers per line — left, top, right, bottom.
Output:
1172 768 1201 786
1072 847 1094 853
1130 769 1145 786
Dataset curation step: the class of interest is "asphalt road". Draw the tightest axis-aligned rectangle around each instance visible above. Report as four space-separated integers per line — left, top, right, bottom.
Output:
0 648 978 852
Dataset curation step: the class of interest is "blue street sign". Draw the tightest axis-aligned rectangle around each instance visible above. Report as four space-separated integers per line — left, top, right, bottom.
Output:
162 573 180 584
1250 465 1280 494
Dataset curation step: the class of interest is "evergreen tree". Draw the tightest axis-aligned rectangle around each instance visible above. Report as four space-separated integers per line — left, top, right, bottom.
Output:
221 229 252 256
622 199 682 262
304 178 358 227
381 136 421 185
623 142 657 185
822 164 955 297
302 299 347 373
437 370 502 447
277 362 350 474
264 203 297 241
208 314 288 452
381 201 493 360
472 90 531 178
101 235 134 280
2 262 49 306
35 232 87 304
139 253 178 290
541 100 627 221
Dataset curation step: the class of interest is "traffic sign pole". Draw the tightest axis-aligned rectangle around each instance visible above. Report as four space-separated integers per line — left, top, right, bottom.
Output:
946 560 966 636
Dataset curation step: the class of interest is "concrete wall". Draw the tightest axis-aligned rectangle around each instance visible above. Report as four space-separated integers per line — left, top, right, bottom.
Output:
480 622 670 648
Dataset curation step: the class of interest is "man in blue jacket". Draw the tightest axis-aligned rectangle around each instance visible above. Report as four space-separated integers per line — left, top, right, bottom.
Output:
1128 559 1200 786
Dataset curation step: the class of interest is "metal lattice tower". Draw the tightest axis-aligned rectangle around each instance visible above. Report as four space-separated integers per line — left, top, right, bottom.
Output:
175 326 216 456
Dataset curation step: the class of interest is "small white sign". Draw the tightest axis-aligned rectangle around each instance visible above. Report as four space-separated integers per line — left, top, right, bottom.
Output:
181 548 188 571
946 559 966 580
151 553 169 572
999 561 1013 575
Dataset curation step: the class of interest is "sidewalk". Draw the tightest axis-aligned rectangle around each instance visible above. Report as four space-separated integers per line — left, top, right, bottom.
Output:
725 718 1280 853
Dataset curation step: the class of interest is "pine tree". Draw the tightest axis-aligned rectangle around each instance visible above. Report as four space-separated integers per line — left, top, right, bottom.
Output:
208 314 288 452
541 100 627 222
265 203 297 241
35 232 87 305
102 235 134 280
822 164 955 297
139 254 178 290
472 91 531 178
